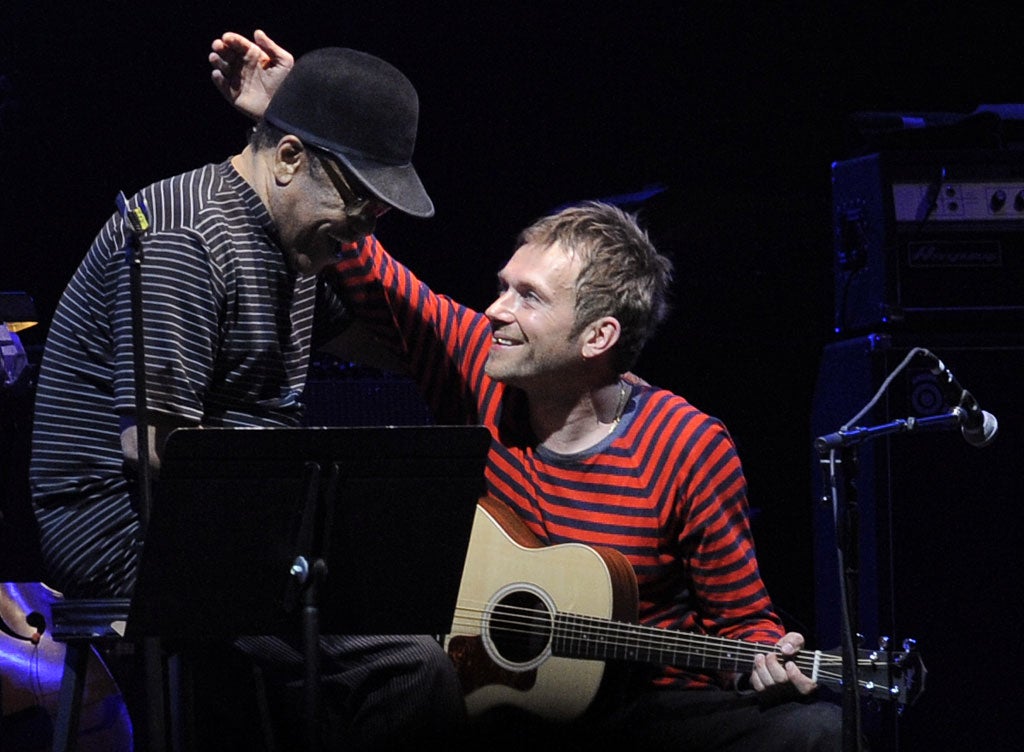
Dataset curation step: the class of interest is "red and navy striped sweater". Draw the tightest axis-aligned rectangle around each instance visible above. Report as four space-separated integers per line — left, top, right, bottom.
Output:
330 236 785 690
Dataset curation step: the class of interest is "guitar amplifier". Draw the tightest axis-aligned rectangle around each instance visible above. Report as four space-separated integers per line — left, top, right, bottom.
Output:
832 149 1024 334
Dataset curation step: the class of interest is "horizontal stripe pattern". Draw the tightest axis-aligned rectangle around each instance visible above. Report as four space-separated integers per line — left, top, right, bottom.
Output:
331 237 784 690
31 160 337 597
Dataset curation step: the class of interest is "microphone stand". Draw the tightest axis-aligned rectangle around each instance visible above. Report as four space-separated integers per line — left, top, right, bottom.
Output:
815 411 962 752
815 413 966 454
117 191 169 752
816 441 861 752
117 193 154 535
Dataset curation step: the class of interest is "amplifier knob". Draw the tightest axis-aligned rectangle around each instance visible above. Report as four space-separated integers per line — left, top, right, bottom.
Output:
991 189 1007 211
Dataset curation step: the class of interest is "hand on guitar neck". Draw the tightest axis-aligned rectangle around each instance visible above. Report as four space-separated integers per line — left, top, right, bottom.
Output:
446 497 926 722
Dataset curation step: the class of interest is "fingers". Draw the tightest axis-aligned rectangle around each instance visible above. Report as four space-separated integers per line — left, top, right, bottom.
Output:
748 651 818 696
208 32 265 102
208 50 234 77
208 49 239 99
214 32 256 54
253 29 294 66
777 631 805 656
750 651 789 690
209 37 246 78
209 31 291 76
209 32 263 69
786 660 818 695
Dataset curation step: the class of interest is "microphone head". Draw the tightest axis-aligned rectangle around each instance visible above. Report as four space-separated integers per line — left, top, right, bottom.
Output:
963 409 998 448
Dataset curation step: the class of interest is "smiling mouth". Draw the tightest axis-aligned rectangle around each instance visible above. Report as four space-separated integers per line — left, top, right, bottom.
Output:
492 335 521 347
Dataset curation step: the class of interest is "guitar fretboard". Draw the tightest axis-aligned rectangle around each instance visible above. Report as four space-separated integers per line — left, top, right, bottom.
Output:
555 611 777 673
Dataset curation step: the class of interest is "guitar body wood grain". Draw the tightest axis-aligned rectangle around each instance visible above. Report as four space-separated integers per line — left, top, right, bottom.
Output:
446 496 638 720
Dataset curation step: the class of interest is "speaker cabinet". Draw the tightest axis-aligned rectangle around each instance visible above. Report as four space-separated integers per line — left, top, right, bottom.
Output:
811 333 1023 750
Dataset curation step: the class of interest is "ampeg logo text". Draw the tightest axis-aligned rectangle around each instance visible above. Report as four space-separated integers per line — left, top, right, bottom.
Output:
906 240 1003 267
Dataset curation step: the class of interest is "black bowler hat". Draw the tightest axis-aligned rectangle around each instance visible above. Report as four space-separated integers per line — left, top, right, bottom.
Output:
264 47 434 218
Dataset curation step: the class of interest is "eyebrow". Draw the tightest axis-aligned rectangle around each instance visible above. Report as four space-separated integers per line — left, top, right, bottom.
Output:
498 269 553 303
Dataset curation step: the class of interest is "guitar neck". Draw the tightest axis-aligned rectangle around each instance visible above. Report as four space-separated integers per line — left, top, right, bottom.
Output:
554 611 813 677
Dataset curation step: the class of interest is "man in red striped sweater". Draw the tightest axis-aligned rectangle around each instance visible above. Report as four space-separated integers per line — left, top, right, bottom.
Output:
211 30 844 751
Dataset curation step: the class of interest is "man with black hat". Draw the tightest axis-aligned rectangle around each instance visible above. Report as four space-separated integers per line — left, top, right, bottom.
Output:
208 29 847 752
30 39 462 751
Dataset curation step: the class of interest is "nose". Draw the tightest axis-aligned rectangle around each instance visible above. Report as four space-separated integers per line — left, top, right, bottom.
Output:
484 289 517 322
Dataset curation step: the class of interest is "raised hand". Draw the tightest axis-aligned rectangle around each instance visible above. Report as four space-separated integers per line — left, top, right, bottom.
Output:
209 29 293 120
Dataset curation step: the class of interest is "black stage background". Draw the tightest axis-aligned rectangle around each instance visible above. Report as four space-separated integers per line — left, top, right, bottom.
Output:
2 3 1022 749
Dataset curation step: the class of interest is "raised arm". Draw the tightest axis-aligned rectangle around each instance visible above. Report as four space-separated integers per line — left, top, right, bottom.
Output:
208 29 293 120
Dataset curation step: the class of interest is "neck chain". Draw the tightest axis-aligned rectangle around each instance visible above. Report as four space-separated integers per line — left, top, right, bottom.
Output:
607 380 629 435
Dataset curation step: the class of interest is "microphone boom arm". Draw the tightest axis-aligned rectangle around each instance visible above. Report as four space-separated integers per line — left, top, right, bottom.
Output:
815 410 968 453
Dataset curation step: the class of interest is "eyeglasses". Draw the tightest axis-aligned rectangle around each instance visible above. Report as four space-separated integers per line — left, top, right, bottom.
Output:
311 149 391 219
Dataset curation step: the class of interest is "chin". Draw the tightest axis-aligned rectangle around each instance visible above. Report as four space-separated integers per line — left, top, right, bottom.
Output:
483 360 505 380
484 359 519 385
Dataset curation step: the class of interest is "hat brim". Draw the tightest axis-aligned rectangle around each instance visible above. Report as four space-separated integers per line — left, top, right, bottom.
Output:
266 115 434 218
333 150 434 219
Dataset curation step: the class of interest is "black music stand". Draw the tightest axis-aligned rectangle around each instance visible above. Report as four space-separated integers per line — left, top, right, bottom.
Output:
126 425 490 751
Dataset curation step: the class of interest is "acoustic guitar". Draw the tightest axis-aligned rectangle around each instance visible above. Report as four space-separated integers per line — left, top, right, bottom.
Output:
446 496 925 721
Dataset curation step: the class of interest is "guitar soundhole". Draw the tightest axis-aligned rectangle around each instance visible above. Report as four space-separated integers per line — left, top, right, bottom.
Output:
489 589 552 664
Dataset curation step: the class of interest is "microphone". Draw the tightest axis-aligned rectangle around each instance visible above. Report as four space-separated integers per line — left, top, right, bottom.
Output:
924 351 998 448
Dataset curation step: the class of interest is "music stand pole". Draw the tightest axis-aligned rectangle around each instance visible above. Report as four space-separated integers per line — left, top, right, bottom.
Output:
293 556 328 751
287 461 341 752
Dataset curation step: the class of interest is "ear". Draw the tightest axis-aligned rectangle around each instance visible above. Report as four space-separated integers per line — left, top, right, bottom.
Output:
580 316 621 360
273 135 307 185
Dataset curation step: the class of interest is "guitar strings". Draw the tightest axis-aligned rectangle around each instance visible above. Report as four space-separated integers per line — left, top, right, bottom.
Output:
451 600 847 682
449 599 892 694
451 599 845 672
